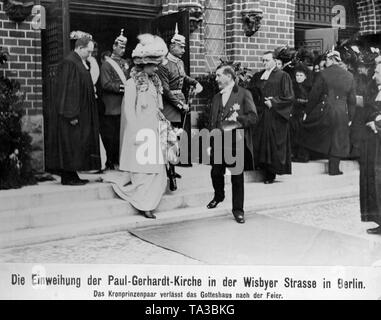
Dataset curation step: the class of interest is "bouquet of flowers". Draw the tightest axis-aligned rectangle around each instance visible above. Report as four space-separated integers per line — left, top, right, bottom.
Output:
220 103 242 131
157 110 183 164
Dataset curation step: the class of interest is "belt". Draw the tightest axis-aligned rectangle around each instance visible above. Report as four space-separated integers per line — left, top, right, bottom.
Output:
171 90 183 94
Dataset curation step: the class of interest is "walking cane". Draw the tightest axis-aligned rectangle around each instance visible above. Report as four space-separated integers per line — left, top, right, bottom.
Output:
182 86 195 130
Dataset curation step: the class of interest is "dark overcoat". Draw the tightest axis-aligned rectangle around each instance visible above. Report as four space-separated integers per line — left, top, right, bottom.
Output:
249 68 294 174
360 83 381 225
209 84 258 169
46 51 100 172
299 64 356 158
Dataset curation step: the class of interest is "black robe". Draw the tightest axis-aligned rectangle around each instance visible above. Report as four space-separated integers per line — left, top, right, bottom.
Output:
249 68 294 174
360 83 381 225
46 51 100 172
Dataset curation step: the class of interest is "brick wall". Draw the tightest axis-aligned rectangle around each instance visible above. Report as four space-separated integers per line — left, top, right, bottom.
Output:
0 1 44 171
161 0 296 124
357 0 381 35
226 0 295 71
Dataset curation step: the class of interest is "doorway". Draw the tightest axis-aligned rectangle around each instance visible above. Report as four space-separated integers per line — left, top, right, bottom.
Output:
70 13 153 62
295 28 339 54
42 0 191 170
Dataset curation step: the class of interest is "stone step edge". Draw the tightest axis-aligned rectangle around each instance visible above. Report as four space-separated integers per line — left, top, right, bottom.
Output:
0 169 359 202
0 172 360 219
0 186 362 249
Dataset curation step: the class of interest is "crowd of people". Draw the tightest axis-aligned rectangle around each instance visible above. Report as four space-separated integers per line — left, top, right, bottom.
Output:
45 27 381 233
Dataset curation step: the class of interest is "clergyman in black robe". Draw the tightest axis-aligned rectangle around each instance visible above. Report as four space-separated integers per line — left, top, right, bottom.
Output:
249 51 294 184
46 38 100 185
359 63 381 235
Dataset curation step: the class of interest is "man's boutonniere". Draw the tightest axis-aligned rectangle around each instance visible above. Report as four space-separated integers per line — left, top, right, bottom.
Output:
232 103 240 111
226 103 240 121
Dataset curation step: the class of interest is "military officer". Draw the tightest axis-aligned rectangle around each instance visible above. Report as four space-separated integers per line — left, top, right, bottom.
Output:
157 24 203 191
100 29 130 170
299 50 356 175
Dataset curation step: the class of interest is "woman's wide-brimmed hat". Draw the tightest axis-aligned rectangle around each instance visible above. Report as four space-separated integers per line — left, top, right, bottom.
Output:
70 30 92 40
132 34 168 65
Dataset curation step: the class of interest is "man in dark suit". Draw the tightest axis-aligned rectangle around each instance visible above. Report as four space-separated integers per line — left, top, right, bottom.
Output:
299 50 356 175
206 65 258 224
100 29 130 170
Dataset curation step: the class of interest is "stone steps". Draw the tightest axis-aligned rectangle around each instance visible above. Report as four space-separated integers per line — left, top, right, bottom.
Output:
0 169 359 233
0 161 361 248
0 184 359 249
0 161 359 212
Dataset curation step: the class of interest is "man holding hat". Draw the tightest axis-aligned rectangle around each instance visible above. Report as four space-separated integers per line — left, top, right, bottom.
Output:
100 29 130 170
157 24 203 191
299 49 356 175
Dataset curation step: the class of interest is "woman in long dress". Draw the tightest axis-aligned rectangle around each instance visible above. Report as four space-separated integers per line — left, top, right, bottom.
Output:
103 34 169 219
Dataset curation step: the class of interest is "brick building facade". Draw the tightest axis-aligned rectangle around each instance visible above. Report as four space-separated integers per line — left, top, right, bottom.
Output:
357 0 381 35
0 0 380 173
0 1 44 172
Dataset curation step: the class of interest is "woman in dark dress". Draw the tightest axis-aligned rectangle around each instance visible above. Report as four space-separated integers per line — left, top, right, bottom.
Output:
360 63 381 235
290 64 312 161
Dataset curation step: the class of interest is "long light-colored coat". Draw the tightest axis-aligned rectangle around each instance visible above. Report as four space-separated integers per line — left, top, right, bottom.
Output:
119 77 164 174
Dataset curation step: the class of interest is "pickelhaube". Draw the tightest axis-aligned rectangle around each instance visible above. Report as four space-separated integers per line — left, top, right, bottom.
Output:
171 23 186 47
115 29 127 46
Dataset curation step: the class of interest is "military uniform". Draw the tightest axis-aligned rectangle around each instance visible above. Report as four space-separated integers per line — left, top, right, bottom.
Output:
100 30 130 169
299 55 356 174
156 25 202 190
157 52 198 123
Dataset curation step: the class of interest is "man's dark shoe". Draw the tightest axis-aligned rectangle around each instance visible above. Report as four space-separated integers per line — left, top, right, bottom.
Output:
174 173 182 179
78 178 90 184
105 163 115 171
264 179 275 184
233 211 245 224
61 179 88 186
177 163 193 168
329 171 343 176
367 226 381 235
207 199 223 209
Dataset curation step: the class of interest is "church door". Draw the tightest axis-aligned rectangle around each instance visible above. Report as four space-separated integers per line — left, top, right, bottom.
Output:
295 28 339 54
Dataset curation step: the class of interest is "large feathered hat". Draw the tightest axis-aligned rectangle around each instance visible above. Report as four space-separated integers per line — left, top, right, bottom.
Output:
327 48 342 62
70 30 92 40
274 45 297 64
132 34 168 65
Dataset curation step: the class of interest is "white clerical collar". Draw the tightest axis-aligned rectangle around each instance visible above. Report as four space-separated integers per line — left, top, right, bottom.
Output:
261 67 276 80
220 82 235 95
376 85 381 102
167 52 180 63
